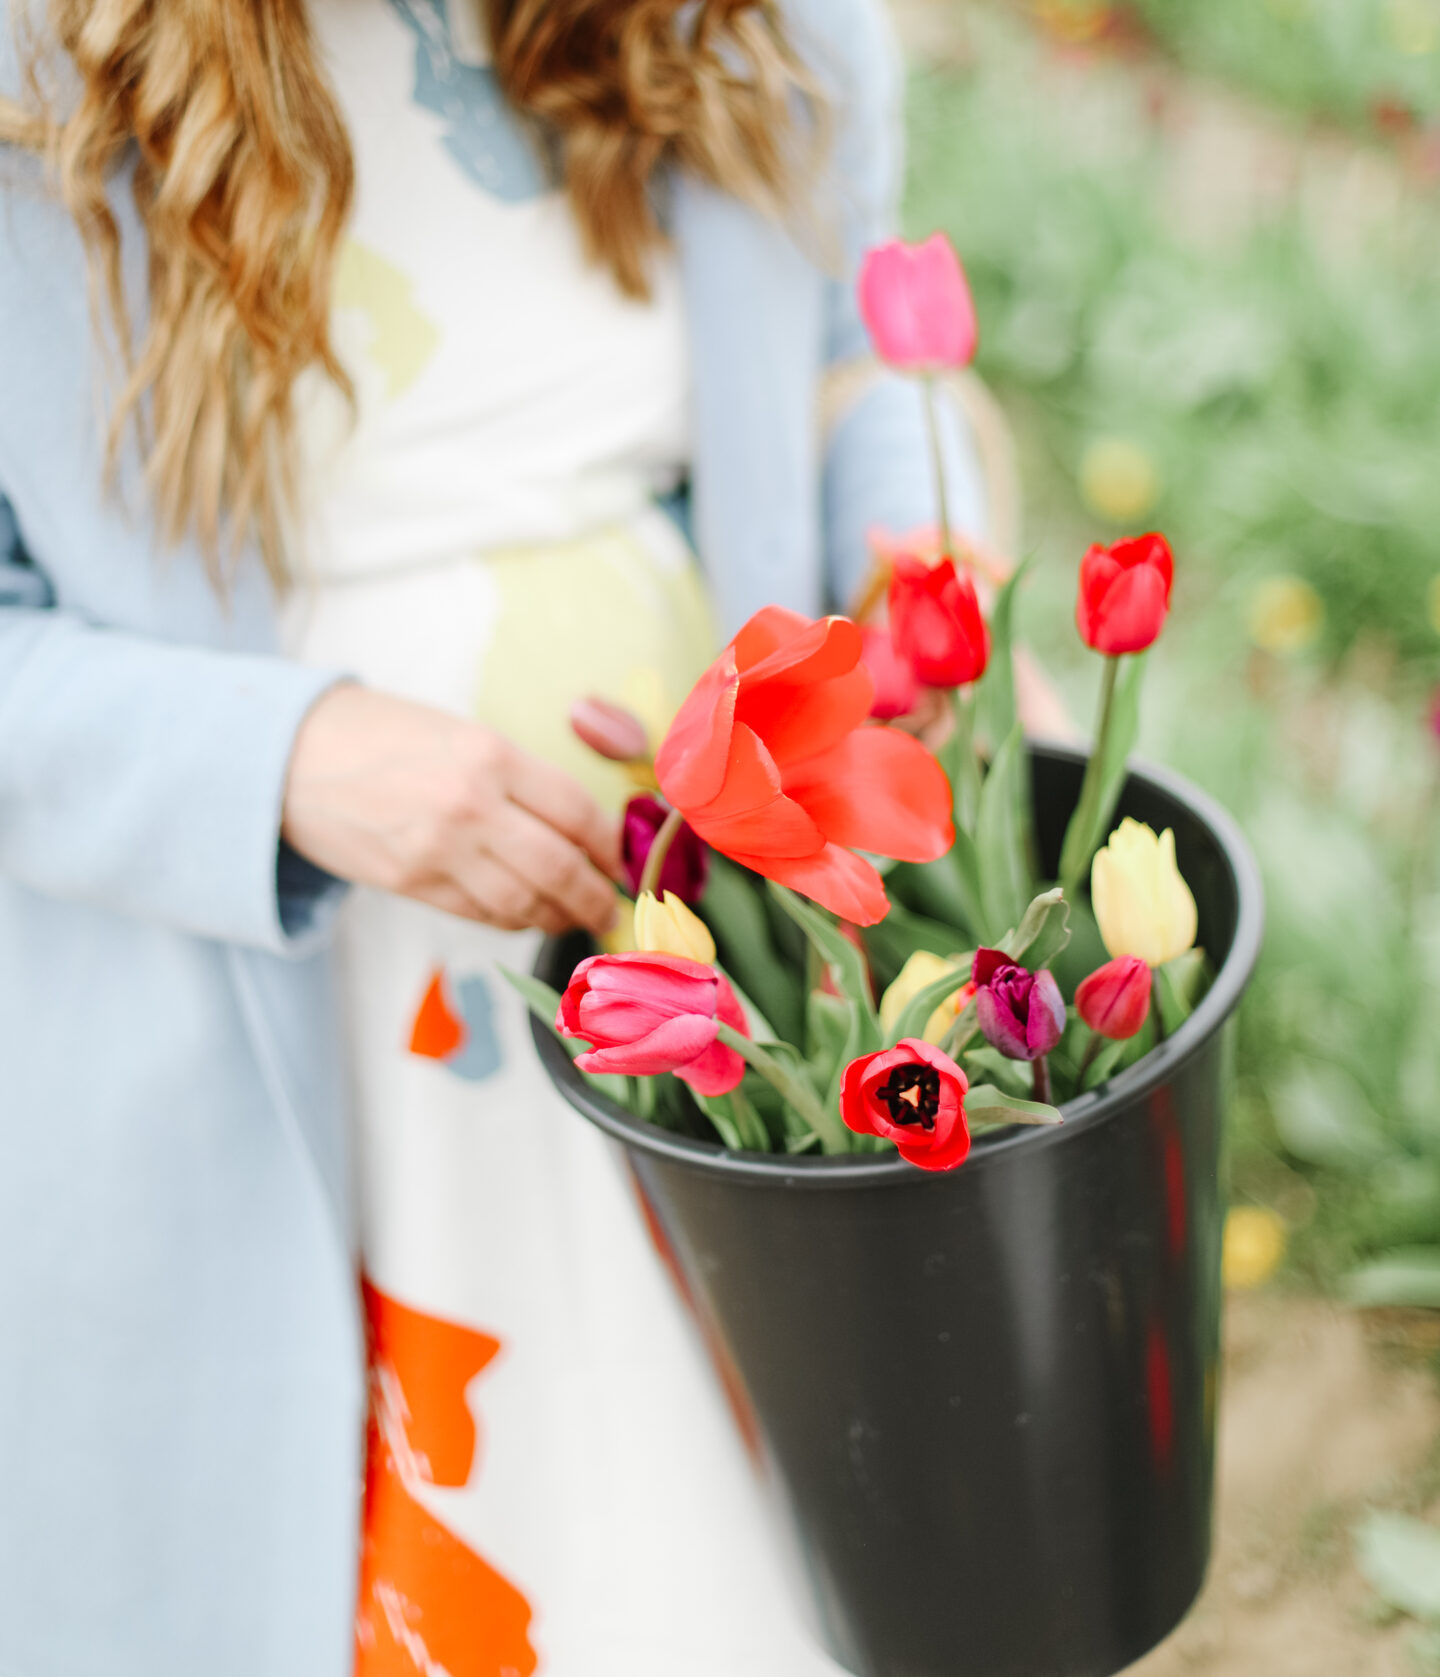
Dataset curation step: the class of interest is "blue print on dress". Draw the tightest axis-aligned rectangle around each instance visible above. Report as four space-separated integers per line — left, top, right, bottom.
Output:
386 0 551 202
444 973 504 1082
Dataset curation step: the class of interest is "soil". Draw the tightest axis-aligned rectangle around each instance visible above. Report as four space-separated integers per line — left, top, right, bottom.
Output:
1127 1294 1440 1675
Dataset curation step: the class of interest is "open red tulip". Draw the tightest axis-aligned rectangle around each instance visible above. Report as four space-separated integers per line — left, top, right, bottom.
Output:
888 555 990 688
655 607 954 926
1076 534 1174 656
840 1038 971 1171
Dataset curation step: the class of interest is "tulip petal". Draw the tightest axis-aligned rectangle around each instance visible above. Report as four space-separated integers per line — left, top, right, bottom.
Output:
742 842 891 926
731 606 826 671
734 611 865 686
1088 564 1172 657
655 650 739 810
781 728 955 863
976 988 1031 1060
674 1039 747 1097
685 723 826 861
576 1013 720 1078
736 663 875 770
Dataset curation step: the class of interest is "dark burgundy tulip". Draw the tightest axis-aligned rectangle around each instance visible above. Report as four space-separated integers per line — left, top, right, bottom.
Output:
621 794 710 904
971 947 1066 1062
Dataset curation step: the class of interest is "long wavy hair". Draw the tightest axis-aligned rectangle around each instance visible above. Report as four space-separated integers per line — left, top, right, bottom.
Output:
0 0 807 582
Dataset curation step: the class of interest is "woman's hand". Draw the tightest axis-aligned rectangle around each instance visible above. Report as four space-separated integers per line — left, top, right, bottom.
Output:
282 684 621 937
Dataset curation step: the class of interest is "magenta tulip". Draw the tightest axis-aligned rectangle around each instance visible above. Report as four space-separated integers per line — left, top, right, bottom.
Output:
1075 956 1151 1041
621 794 709 904
971 948 1066 1062
556 951 748 1096
857 234 978 371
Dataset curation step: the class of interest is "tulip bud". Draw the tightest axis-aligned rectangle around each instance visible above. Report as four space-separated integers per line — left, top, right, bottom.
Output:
1091 819 1198 969
1076 533 1174 657
878 951 972 1044
1075 955 1151 1040
971 948 1066 1062
633 891 716 966
857 234 978 371
570 696 650 763
888 555 989 689
621 794 709 904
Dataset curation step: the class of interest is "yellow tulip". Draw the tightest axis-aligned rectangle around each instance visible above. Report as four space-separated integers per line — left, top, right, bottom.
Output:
633 890 716 965
879 950 968 1045
1091 818 1198 969
1222 1207 1287 1290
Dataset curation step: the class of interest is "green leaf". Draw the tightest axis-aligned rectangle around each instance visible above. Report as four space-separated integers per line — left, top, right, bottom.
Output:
1354 1511 1440 1622
1058 652 1147 896
702 856 804 1044
1271 1063 1390 1171
963 1044 1032 1097
805 988 854 1075
999 886 1072 969
766 882 880 1039
975 721 1032 941
1156 948 1210 1033
861 901 968 989
966 1083 1064 1129
1081 1036 1129 1091
941 687 983 835
498 966 632 1107
690 1089 744 1151
889 964 976 1049
977 555 1031 757
889 855 981 940
1343 1249 1440 1310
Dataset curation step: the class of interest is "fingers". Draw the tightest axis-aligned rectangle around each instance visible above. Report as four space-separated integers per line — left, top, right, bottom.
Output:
483 803 619 936
503 750 623 882
448 851 575 937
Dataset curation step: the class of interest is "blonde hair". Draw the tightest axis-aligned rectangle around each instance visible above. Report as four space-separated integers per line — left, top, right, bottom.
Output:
3 0 806 582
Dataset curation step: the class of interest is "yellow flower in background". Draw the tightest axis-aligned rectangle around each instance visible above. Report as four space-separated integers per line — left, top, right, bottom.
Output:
1427 575 1440 637
1079 438 1160 525
1246 575 1324 655
879 951 969 1044
1091 819 1198 969
1222 1207 1287 1289
634 890 716 965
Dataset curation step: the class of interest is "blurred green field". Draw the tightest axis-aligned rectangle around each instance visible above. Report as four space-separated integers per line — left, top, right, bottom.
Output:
899 0 1440 1300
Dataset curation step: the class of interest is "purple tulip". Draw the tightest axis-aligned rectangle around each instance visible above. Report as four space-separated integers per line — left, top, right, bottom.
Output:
971 948 1066 1062
621 795 710 905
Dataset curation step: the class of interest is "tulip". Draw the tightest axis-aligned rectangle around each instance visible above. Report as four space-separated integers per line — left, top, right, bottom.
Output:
556 952 748 1096
1091 819 1197 969
860 624 919 722
1075 955 1151 1040
569 696 650 762
840 1038 971 1171
971 948 1066 1062
621 794 709 904
1076 533 1174 656
857 234 978 371
655 607 954 926
633 890 716 965
878 950 973 1044
888 555 990 688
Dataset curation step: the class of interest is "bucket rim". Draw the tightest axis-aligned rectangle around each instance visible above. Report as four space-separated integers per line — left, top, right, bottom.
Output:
532 742 1264 1190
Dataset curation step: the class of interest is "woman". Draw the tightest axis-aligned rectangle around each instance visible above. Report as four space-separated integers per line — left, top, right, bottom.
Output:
0 1 986 1673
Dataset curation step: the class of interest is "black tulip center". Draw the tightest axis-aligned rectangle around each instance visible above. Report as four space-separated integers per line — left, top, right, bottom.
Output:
877 1064 941 1130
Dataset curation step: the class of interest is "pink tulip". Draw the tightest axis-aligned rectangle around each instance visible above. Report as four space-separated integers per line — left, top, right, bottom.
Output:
857 234 978 371
1075 956 1152 1041
556 951 748 1096
570 696 649 762
860 624 920 721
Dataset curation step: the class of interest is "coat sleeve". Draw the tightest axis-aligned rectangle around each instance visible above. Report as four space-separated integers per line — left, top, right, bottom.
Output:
0 497 348 952
792 0 990 611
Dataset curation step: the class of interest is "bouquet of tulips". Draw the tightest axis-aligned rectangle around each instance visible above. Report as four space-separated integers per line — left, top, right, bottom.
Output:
508 234 1210 1173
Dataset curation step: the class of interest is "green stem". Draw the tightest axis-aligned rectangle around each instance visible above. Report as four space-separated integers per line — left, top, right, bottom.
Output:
638 805 685 900
949 686 983 834
715 1023 846 1154
1152 969 1168 1043
922 374 955 561
1079 1032 1102 1085
1060 654 1120 901
1031 1054 1053 1106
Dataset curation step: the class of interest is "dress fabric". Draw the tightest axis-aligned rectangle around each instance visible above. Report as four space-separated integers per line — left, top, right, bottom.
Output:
288 2 845 1672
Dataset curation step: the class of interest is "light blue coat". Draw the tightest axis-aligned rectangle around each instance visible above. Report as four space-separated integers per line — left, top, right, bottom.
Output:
0 4 983 1673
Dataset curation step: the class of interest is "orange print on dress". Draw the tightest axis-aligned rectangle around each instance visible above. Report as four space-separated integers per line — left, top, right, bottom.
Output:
408 969 467 1061
356 1279 537 1677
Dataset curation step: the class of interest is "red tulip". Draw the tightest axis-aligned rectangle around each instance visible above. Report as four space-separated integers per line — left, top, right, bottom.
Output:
1076 533 1174 656
888 555 990 687
621 794 709 904
654 607 954 927
556 951 748 1096
840 1039 971 1171
1075 955 1151 1040
860 624 919 721
857 234 978 371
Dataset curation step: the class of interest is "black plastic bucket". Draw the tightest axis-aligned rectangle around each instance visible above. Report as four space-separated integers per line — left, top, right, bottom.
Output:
534 744 1264 1677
